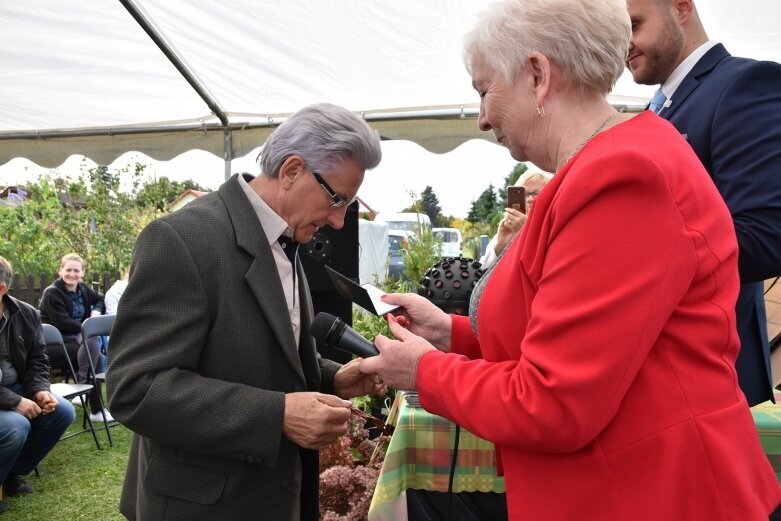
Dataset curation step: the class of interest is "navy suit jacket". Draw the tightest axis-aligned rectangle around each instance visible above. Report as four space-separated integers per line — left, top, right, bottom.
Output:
658 44 781 405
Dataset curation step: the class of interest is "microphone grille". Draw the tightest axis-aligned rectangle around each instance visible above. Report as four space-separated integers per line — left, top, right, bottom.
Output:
310 312 339 342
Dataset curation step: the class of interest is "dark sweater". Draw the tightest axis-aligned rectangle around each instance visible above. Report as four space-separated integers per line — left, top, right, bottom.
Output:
39 278 105 337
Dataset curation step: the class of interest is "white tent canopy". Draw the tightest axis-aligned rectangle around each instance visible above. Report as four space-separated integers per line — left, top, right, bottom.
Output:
1 1 779 173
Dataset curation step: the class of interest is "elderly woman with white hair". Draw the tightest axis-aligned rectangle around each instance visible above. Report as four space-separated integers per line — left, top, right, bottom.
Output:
361 0 781 519
479 170 553 269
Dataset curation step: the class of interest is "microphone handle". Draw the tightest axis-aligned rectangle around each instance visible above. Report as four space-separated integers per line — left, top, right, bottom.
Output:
338 326 380 357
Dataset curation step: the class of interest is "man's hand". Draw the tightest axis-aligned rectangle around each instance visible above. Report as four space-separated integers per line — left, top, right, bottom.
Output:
334 358 387 399
283 392 352 450
34 391 58 415
15 397 42 420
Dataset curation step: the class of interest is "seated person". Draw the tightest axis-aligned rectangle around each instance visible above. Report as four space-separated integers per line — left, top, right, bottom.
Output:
480 170 553 268
39 253 112 423
0 256 76 514
104 270 128 316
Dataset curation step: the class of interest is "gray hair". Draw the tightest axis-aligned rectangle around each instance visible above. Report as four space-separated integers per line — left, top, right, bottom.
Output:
515 170 554 187
0 256 12 288
463 0 630 95
259 103 382 178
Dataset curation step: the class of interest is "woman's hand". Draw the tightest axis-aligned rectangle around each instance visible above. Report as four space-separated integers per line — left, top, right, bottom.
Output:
359 315 437 391
502 207 527 233
381 293 452 352
496 208 527 253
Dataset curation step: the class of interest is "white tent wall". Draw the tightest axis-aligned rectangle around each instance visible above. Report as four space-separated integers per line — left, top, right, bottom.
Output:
358 220 390 285
0 1 779 170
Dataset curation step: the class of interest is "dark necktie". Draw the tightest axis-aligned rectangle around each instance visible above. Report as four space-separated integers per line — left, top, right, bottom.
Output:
277 235 298 265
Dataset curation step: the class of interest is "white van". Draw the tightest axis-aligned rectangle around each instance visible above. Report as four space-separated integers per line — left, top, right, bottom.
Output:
374 212 432 234
432 227 463 258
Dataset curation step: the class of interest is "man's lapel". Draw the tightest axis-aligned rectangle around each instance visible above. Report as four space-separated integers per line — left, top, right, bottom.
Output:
219 175 305 382
661 44 729 119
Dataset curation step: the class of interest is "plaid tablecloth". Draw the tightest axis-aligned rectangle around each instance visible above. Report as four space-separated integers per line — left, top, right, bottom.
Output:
368 392 505 521
368 392 781 520
751 392 781 482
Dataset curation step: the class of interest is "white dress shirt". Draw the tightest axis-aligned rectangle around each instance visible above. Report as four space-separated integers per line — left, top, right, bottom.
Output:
238 174 301 347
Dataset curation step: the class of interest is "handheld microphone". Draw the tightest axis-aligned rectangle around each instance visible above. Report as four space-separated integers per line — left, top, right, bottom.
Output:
310 312 379 358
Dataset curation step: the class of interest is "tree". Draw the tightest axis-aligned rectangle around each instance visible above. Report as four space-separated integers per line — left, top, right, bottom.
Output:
401 185 447 226
135 177 207 212
82 163 158 274
466 183 498 224
419 186 442 224
0 161 170 278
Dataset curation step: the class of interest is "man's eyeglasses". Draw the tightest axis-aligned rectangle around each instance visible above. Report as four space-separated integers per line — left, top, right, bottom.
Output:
525 190 541 200
311 171 356 209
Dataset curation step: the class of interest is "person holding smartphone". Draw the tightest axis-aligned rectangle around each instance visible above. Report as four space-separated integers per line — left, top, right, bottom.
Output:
479 170 552 268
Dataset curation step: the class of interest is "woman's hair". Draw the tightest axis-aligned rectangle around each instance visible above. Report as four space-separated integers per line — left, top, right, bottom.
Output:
516 170 554 187
60 253 85 269
463 0 630 95
259 102 382 178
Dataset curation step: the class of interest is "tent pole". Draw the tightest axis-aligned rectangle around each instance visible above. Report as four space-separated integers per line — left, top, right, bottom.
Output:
120 0 232 178
224 128 233 180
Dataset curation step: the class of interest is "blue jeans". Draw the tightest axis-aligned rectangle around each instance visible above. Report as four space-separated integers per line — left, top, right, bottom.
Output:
0 384 75 482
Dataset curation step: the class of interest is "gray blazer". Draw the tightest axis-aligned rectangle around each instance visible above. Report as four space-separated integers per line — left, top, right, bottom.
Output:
107 174 340 520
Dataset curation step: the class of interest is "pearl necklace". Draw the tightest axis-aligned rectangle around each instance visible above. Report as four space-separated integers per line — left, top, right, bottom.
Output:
566 112 618 164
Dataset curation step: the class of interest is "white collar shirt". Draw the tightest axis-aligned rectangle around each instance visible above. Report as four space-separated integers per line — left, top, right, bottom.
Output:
237 173 301 348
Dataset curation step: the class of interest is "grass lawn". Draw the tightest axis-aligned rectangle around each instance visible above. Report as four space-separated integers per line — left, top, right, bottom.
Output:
2 405 130 521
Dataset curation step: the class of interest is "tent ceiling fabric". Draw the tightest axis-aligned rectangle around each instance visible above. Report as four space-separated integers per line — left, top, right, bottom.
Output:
1 1 779 168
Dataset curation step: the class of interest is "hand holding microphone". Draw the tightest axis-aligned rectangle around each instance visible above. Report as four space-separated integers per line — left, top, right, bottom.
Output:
311 313 387 398
311 311 436 392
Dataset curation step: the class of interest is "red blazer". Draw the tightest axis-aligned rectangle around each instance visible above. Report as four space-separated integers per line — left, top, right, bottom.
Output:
417 112 781 520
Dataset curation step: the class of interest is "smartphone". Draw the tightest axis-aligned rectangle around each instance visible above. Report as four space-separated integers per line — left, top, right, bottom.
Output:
507 186 526 213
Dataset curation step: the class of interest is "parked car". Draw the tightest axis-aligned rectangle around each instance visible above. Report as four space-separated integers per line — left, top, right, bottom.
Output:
387 229 413 280
375 212 431 235
432 227 463 258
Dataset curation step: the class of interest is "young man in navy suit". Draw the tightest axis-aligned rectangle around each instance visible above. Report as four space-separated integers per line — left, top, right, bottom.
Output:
627 0 781 406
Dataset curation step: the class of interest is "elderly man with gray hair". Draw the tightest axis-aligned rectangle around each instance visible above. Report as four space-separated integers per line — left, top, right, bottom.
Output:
107 103 385 521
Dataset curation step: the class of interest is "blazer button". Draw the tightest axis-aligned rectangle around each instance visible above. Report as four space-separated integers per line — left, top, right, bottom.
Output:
281 480 294 491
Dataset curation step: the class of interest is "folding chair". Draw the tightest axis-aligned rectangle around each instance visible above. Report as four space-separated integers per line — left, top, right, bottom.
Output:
80 314 116 447
42 324 102 450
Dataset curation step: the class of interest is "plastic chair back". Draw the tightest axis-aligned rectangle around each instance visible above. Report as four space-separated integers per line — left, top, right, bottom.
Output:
81 314 116 340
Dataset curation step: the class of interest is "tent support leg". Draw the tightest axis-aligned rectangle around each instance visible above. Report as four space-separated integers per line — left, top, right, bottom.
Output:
224 127 233 181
